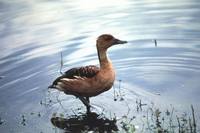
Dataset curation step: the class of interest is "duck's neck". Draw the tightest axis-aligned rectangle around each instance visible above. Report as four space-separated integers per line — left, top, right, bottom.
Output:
97 48 111 68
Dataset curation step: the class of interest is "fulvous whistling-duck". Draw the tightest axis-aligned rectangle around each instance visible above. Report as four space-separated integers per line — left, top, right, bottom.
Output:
49 34 127 113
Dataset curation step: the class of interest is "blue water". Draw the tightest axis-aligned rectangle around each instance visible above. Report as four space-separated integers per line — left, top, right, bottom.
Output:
0 0 200 132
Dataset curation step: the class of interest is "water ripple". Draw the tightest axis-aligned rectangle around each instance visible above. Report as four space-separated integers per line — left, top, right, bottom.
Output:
0 0 200 132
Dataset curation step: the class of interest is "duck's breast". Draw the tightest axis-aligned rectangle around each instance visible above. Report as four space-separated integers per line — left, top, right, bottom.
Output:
92 65 115 94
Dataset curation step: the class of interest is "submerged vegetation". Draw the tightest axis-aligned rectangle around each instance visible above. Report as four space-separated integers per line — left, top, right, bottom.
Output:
38 79 199 133
2 94 197 133
137 104 198 133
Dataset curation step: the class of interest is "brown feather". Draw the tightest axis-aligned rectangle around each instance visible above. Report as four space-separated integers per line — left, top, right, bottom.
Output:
51 65 99 86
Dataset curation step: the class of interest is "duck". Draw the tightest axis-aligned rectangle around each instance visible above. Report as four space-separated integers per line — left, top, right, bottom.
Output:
49 34 127 113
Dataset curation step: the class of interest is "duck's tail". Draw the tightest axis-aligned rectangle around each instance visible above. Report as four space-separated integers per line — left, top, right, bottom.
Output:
48 74 67 89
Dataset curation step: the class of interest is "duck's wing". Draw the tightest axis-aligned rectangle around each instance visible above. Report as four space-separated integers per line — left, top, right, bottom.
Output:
49 65 99 88
64 65 99 79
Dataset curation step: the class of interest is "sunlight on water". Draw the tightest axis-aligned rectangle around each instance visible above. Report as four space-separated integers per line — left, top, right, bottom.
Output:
70 0 131 11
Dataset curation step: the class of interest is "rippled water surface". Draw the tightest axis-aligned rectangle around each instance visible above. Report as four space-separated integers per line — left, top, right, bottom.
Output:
0 0 200 132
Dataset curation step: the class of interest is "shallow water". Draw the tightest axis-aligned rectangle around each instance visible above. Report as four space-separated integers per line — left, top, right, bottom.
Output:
0 0 200 132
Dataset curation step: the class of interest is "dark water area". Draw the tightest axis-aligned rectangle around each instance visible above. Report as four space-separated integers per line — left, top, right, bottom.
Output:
0 0 200 132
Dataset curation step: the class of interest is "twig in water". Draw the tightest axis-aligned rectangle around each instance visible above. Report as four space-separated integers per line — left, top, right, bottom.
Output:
113 80 124 101
154 39 157 47
136 99 147 112
176 115 181 133
146 109 150 130
60 52 64 75
113 84 117 101
191 105 196 133
21 115 26 126
136 99 141 112
118 80 124 101
189 117 193 133
169 106 174 132
124 99 130 117
155 109 161 128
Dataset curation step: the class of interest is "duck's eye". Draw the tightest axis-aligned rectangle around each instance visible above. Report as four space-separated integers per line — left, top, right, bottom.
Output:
104 36 113 41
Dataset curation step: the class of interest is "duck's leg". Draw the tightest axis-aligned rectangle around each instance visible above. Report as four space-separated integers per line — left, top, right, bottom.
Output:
71 92 91 113
86 97 90 113
77 96 91 112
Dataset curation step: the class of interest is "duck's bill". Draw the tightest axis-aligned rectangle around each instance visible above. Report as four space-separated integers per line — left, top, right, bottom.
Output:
114 39 128 44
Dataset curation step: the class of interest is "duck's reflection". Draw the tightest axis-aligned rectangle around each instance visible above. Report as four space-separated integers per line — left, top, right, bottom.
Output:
51 112 118 133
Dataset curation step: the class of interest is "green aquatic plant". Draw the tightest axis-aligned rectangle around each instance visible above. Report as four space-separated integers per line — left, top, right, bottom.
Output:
119 103 199 133
120 115 136 133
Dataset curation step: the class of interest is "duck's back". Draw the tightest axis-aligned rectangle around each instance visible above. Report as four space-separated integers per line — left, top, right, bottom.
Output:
53 65 99 83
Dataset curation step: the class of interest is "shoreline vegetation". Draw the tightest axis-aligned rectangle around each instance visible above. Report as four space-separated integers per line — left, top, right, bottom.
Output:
0 85 198 132
39 84 199 133
47 98 199 132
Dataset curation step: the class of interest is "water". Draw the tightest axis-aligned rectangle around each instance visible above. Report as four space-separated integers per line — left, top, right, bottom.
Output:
0 0 200 132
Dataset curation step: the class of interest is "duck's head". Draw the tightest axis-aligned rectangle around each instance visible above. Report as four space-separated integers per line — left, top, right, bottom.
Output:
96 34 127 50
